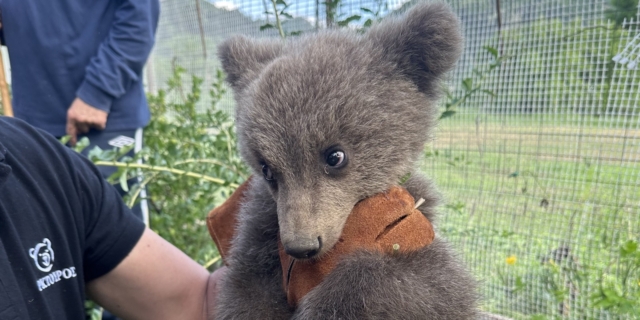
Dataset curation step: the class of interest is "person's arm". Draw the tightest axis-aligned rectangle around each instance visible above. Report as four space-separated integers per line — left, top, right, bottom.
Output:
67 0 159 144
86 228 226 320
77 0 158 112
5 118 225 318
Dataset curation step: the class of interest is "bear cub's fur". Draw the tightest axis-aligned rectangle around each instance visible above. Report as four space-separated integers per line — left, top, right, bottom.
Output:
215 2 478 319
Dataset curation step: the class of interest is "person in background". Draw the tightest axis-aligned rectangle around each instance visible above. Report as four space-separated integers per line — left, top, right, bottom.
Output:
0 0 160 224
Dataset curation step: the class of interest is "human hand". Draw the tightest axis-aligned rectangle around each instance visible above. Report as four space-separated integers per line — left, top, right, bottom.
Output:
206 266 228 319
66 97 108 146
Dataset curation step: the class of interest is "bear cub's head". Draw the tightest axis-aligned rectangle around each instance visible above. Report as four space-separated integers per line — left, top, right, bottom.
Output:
219 2 463 259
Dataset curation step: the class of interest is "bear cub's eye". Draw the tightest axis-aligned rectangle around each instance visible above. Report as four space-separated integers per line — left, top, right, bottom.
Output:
326 150 346 167
262 164 274 181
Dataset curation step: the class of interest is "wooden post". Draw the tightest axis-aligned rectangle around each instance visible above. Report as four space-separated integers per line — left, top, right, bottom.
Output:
0 47 12 117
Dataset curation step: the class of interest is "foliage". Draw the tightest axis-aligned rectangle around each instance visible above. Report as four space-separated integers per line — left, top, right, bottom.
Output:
591 240 640 314
136 66 248 267
83 65 248 268
439 46 508 120
492 18 640 115
261 0 302 38
606 0 640 27
261 0 387 38
85 300 103 320
358 1 388 30
429 114 640 319
325 0 387 29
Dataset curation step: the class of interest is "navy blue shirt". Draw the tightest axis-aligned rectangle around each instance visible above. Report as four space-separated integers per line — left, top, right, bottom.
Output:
0 116 145 319
0 0 159 136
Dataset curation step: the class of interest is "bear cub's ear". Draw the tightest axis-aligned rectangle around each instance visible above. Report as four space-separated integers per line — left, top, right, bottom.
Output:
218 35 284 92
366 2 463 95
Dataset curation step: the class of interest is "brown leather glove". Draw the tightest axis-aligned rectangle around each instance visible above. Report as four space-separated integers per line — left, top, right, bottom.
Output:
206 177 253 264
207 177 435 307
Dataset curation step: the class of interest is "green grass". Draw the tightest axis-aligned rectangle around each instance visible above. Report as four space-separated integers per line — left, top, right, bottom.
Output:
423 112 640 319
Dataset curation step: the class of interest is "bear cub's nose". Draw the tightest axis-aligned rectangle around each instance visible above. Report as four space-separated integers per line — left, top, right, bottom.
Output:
285 237 322 259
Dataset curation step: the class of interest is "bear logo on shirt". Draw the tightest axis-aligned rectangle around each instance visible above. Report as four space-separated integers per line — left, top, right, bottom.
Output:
29 238 55 272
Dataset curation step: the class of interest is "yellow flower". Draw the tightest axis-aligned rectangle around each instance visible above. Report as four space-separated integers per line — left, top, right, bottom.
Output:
506 255 517 266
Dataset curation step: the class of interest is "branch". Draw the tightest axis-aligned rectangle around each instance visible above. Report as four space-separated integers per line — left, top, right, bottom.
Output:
174 159 249 179
270 0 286 39
94 161 240 188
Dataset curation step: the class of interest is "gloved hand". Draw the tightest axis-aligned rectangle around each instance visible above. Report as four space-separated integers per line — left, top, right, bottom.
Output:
207 177 435 307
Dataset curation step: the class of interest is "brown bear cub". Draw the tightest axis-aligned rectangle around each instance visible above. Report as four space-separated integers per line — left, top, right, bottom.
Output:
214 2 478 319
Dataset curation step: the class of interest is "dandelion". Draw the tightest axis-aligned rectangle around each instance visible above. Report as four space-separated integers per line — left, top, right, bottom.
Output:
506 255 517 266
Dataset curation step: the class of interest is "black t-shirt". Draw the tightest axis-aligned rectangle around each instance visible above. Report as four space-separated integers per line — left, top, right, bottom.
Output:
0 117 145 319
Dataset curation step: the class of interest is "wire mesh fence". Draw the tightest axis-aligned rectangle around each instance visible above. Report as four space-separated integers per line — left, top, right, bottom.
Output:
147 0 640 318
430 1 640 319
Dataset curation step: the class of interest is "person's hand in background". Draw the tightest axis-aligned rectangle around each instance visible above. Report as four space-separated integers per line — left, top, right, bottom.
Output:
66 97 108 145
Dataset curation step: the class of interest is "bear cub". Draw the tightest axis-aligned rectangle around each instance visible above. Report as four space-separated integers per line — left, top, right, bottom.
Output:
214 2 478 319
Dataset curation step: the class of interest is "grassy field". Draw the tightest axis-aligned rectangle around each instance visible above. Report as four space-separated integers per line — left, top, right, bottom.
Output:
422 112 640 319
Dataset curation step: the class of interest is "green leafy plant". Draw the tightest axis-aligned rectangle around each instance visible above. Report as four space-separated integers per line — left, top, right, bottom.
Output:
327 0 387 30
76 65 247 320
606 0 640 28
591 240 640 315
440 45 509 120
261 0 302 38
262 0 387 38
84 300 103 320
78 65 248 268
359 0 388 30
